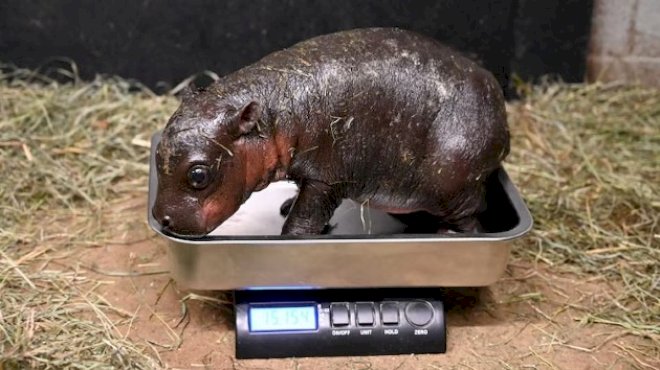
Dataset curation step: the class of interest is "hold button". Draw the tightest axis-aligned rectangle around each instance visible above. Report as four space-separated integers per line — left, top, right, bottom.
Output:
380 302 399 325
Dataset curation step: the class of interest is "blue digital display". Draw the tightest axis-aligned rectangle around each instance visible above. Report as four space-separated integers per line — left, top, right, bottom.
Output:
249 305 317 332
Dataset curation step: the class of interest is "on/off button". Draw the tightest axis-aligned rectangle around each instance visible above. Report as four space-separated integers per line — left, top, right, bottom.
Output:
405 301 434 327
330 303 350 327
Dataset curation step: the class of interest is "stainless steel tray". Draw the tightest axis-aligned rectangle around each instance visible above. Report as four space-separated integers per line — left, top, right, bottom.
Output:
147 133 532 290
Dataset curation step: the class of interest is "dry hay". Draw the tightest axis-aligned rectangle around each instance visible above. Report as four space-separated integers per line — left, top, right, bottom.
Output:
0 65 177 369
0 63 658 368
507 81 659 343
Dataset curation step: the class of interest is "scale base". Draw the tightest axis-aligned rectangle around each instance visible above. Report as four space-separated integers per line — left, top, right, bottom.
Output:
234 288 446 359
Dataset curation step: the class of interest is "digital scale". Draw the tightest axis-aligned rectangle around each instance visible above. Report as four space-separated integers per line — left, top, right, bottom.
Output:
147 133 532 359
234 289 445 358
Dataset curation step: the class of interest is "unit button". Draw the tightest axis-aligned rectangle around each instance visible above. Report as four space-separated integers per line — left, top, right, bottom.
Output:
380 302 399 325
356 303 375 326
330 303 350 327
405 301 434 327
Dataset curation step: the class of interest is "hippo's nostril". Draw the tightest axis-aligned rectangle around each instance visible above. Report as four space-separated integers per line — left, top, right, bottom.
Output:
161 215 171 228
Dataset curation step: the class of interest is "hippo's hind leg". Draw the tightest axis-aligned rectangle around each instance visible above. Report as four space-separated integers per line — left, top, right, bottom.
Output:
281 180 341 235
430 184 486 234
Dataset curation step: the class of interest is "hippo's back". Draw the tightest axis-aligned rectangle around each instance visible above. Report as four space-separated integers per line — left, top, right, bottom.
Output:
260 28 477 80
221 28 509 194
265 29 508 172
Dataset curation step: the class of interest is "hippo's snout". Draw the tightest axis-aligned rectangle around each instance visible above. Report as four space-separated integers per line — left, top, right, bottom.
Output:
160 215 171 228
151 200 211 237
151 205 171 230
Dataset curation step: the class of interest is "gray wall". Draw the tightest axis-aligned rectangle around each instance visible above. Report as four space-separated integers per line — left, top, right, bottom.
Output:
589 0 660 86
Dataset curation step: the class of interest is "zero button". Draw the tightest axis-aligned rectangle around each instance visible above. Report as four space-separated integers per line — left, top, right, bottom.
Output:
405 301 434 327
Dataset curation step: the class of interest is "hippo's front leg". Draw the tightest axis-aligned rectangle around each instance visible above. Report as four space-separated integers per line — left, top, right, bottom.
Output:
281 181 340 235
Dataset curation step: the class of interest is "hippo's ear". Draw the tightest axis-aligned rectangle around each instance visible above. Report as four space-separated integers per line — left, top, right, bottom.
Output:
179 83 196 103
229 101 262 138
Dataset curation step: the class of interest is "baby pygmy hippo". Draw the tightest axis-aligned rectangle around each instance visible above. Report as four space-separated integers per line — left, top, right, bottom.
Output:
152 28 509 237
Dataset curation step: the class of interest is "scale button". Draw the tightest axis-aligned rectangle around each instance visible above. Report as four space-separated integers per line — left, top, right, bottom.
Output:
330 303 350 326
405 301 434 327
380 302 399 325
356 303 375 326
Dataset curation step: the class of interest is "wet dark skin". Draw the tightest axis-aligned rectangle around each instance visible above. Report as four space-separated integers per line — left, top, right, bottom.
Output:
152 28 509 237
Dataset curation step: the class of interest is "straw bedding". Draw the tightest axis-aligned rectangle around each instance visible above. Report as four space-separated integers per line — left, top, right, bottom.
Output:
0 66 657 368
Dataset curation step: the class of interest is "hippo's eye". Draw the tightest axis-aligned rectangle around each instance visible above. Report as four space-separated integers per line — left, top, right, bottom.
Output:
187 165 211 189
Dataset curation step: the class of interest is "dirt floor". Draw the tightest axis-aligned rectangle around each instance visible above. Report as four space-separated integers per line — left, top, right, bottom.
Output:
71 197 656 370
2 78 658 370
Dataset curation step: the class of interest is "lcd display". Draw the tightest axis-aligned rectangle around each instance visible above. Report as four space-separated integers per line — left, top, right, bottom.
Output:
249 305 317 332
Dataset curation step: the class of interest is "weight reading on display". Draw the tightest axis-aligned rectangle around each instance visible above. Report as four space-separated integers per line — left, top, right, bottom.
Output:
249 305 318 332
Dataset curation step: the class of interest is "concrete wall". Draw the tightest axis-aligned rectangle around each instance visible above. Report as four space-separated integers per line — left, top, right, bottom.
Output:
588 0 660 86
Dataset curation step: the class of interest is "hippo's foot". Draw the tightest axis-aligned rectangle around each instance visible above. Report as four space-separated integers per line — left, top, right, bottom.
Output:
321 223 337 235
282 197 335 234
280 196 296 216
443 215 482 234
388 212 445 234
281 180 341 236
389 212 481 234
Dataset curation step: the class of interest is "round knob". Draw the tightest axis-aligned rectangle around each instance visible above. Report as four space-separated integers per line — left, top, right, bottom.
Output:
405 301 434 327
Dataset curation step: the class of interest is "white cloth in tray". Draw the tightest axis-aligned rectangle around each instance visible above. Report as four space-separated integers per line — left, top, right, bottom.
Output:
209 182 406 236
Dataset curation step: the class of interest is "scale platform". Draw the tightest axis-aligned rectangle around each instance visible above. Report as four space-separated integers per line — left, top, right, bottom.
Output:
147 133 532 358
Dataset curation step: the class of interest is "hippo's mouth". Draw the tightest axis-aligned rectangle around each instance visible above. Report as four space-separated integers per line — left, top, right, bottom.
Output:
160 225 210 239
